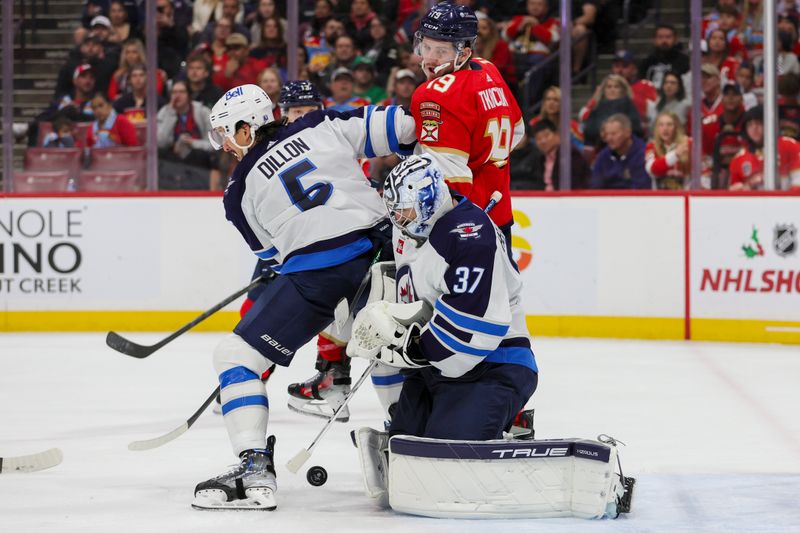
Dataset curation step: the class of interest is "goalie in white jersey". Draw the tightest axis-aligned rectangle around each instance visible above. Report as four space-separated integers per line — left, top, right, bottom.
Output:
349 154 538 441
192 84 416 511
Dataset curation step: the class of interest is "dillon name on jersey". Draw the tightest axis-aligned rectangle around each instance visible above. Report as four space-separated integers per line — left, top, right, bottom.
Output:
392 197 537 379
224 106 415 274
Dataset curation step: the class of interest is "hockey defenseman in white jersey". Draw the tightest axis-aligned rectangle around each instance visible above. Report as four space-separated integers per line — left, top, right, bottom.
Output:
349 154 538 441
192 84 416 511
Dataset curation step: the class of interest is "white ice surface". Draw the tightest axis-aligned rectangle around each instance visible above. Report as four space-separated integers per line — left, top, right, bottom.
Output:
1 333 799 532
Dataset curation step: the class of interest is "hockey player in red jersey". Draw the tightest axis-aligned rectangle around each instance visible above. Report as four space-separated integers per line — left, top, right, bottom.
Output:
410 2 525 249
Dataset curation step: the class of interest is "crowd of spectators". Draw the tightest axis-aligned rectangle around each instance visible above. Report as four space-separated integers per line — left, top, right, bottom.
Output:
17 0 800 192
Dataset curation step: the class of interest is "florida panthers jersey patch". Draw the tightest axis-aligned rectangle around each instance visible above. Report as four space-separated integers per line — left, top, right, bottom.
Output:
420 119 441 142
450 222 483 239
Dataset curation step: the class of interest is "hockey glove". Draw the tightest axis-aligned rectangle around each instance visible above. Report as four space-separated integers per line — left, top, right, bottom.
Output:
348 300 431 369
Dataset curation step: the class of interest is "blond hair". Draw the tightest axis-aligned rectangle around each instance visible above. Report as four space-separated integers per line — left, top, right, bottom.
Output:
599 74 633 102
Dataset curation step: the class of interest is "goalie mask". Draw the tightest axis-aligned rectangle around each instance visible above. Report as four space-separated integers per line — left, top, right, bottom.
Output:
208 84 275 155
383 154 452 242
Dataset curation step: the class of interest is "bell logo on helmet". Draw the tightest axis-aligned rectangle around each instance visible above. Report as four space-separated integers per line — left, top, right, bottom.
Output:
225 87 244 100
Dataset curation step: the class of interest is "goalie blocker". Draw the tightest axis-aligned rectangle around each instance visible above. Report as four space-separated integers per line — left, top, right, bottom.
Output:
355 428 634 520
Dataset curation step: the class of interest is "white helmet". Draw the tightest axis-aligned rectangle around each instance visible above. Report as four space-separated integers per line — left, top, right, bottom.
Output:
208 84 275 154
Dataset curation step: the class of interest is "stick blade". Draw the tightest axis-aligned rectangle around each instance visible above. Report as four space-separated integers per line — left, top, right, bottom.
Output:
106 331 155 358
1 448 63 474
128 423 189 451
285 448 311 474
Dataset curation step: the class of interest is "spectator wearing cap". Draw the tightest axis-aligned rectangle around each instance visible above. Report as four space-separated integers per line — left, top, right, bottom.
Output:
86 91 138 147
249 15 288 72
582 50 656 132
700 82 747 186
728 105 800 190
646 111 693 190
703 28 742 86
57 34 116 98
185 54 224 109
323 68 369 111
647 71 690 129
213 33 269 91
108 38 167 100
380 69 419 107
504 0 560 69
581 74 644 148
346 0 378 50
112 64 167 123
157 80 220 189
352 56 387 104
29 64 98 147
638 23 690 88
362 16 399 88
530 86 584 151
692 63 723 124
524 119 590 190
590 114 650 189
152 0 190 78
88 15 122 64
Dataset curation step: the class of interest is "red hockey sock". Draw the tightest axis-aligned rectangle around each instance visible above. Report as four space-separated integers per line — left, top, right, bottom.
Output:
317 334 345 362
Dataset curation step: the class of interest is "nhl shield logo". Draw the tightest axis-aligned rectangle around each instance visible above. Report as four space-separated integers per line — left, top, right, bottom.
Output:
773 224 797 257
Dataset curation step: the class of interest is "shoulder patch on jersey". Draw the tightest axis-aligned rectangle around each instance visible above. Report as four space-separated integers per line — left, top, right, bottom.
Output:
742 160 752 176
420 119 441 142
450 222 484 239
420 101 442 120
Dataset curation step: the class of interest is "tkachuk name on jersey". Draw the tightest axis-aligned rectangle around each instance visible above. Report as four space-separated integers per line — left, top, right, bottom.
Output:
491 446 570 459
259 333 294 356
478 87 509 112
450 222 483 238
256 137 311 179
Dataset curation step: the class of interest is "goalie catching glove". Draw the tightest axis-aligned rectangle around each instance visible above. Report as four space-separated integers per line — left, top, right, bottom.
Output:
347 300 433 369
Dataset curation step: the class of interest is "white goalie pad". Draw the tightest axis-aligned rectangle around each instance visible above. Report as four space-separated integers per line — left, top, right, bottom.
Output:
387 436 629 519
354 427 390 508
365 261 397 305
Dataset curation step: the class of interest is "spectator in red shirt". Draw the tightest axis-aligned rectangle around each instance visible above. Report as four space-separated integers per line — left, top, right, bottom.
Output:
213 33 269 91
646 111 692 189
86 91 138 147
704 28 741 85
504 0 560 66
474 14 516 89
108 38 167 100
209 16 234 82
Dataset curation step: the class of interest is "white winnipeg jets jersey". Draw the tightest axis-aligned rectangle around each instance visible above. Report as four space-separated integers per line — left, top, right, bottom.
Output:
224 105 415 274
392 198 537 378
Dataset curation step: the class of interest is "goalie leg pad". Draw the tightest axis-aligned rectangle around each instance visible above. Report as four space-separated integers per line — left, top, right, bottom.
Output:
354 427 391 507
387 435 631 519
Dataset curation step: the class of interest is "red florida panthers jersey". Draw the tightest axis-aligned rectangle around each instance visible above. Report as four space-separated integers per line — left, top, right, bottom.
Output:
411 58 524 228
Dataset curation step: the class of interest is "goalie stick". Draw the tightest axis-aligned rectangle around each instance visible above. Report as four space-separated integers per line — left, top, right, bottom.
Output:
128 386 220 451
0 448 63 474
106 272 275 359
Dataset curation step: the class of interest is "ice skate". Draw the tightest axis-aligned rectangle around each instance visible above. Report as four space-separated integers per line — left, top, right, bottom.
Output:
510 409 535 440
192 436 277 511
287 355 351 421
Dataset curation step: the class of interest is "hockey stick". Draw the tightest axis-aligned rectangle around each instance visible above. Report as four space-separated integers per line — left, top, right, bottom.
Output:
286 360 378 473
106 272 274 359
128 386 220 451
0 448 63 473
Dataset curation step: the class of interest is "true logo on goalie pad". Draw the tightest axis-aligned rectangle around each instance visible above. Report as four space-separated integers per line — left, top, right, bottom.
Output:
491 446 569 459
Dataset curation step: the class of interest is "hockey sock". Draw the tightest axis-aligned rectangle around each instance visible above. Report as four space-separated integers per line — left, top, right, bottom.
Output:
317 333 345 363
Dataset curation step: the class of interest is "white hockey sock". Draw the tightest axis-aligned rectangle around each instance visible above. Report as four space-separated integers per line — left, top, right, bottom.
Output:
371 362 404 420
213 334 272 456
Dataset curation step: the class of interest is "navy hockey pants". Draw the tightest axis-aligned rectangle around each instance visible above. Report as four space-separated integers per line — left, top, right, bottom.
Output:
234 250 374 367
389 363 538 441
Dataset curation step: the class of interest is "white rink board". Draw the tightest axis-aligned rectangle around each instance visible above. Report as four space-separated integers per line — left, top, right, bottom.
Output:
0 197 253 311
690 196 800 320
510 196 685 317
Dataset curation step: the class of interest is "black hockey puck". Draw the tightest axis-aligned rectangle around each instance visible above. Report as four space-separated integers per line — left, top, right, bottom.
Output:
307 465 328 486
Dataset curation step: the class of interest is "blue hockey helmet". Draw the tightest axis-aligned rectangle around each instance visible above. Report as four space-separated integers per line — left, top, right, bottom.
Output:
383 154 452 242
415 2 478 45
278 80 324 112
